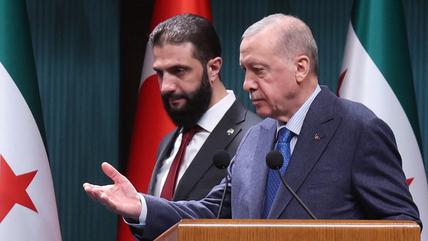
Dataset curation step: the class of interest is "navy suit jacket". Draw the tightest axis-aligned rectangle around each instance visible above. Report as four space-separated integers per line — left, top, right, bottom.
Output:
137 87 421 240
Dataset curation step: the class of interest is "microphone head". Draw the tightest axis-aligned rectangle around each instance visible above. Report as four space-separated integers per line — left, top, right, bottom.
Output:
266 151 284 170
213 150 231 170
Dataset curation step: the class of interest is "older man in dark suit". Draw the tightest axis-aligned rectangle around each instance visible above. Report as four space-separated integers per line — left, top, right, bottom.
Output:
83 14 421 240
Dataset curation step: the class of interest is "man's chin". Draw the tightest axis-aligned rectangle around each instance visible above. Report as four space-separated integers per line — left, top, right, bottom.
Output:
167 112 199 128
168 102 186 112
168 105 186 113
254 106 271 118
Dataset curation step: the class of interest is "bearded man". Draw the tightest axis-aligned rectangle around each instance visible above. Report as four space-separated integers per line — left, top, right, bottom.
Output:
145 14 260 202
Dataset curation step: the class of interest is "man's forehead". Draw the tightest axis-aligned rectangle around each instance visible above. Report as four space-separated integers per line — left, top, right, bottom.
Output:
155 41 195 51
153 42 196 59
239 37 257 58
152 43 202 69
240 35 279 58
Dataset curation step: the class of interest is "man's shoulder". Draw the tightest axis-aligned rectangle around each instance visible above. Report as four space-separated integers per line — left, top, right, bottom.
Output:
318 86 378 123
225 99 262 125
334 96 378 123
246 117 276 134
242 108 262 126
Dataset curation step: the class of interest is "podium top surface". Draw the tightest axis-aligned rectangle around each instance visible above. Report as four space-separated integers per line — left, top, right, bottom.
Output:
156 219 420 241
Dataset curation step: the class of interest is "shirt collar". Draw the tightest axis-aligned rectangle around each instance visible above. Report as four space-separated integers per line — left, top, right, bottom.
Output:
196 90 236 132
277 85 321 136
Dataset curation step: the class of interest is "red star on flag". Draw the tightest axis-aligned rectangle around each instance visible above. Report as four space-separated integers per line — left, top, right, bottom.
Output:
0 154 38 222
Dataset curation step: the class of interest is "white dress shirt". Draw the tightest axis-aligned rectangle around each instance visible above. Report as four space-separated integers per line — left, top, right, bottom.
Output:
153 90 236 196
276 85 321 153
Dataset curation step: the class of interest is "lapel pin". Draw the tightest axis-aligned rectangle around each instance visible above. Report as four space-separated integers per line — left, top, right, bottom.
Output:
314 133 321 141
226 128 235 136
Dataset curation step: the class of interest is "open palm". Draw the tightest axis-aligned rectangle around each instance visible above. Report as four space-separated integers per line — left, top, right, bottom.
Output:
83 162 142 220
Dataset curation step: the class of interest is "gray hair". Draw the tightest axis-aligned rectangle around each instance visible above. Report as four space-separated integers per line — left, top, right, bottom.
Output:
242 14 318 75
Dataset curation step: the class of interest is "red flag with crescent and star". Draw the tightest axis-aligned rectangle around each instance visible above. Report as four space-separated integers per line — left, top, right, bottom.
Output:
117 1 213 240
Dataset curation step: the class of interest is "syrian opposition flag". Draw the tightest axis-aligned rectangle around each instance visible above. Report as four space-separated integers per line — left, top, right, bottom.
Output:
0 1 62 240
117 0 212 240
338 1 428 240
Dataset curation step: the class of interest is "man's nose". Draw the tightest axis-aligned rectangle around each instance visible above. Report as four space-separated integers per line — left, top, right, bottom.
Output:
243 74 257 93
159 73 176 94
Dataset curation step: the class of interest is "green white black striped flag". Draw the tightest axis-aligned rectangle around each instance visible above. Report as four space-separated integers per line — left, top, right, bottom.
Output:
338 1 427 240
0 0 62 240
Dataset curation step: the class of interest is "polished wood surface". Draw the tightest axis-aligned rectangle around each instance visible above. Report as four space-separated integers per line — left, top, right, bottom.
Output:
155 219 420 241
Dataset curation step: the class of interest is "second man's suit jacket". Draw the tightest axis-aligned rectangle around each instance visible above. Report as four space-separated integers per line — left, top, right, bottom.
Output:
136 87 421 240
147 99 261 201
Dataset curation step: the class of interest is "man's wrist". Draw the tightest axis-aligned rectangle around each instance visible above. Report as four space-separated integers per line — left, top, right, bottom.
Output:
123 193 147 227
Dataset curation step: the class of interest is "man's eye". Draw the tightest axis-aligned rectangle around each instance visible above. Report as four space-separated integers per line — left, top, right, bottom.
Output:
253 67 265 77
172 67 186 75
155 70 163 79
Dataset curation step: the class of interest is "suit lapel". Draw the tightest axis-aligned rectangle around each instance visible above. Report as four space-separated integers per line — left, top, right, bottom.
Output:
245 119 277 218
147 129 179 195
173 101 246 200
269 88 342 218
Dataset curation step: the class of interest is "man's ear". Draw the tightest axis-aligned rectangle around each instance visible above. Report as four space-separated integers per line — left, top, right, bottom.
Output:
295 55 310 84
207 57 222 83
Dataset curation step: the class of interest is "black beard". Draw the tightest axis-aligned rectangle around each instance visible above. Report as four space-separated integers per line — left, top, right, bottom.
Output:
162 71 212 130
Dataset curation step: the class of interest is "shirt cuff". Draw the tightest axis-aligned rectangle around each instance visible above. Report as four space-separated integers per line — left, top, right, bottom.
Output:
123 193 147 228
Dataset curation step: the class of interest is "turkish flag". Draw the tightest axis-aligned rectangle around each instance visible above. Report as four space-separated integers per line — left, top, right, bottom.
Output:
117 1 212 240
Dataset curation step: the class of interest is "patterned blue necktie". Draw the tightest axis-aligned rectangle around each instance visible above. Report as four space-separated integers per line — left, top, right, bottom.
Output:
262 127 294 218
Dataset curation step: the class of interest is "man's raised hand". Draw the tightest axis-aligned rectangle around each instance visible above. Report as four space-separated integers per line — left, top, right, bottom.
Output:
83 162 142 220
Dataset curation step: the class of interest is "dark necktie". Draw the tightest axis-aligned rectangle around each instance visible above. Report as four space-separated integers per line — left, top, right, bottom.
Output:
160 126 199 200
262 127 294 218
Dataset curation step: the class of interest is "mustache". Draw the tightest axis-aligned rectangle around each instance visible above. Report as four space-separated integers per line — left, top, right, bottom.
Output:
162 92 189 101
249 91 262 100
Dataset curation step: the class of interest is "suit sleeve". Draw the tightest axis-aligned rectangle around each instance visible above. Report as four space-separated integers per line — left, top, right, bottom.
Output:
131 168 232 240
351 117 421 227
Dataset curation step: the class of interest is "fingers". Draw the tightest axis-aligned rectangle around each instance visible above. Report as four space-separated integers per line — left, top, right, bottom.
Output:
82 183 98 198
82 183 126 216
83 183 117 209
83 183 109 201
82 182 141 218
82 163 138 217
101 162 127 184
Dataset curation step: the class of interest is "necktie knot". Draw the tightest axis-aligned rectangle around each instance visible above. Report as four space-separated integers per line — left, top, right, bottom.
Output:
180 125 202 147
277 127 293 144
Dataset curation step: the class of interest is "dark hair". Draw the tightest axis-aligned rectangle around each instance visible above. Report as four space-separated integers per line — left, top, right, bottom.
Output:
149 14 222 66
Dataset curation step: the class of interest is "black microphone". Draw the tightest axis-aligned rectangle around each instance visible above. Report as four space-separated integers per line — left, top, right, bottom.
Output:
213 151 230 170
266 151 317 219
212 150 231 219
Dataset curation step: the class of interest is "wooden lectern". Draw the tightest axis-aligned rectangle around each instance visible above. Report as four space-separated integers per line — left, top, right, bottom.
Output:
155 219 420 241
